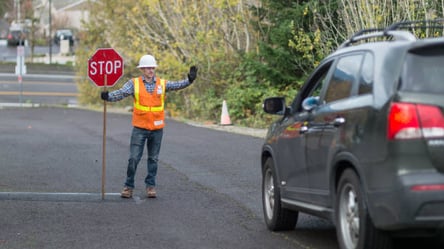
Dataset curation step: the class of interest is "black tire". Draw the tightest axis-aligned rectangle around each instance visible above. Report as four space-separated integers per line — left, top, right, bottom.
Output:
336 169 393 249
262 158 298 231
431 229 444 247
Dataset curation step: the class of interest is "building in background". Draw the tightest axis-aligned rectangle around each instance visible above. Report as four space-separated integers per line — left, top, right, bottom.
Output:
33 0 90 38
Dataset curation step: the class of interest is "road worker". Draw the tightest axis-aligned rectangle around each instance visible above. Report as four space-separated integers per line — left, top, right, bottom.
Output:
101 54 197 198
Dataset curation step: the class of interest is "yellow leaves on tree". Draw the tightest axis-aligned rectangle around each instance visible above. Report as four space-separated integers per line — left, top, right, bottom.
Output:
76 0 259 118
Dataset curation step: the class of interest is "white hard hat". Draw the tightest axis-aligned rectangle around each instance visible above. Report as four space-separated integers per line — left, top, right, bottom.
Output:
137 55 157 68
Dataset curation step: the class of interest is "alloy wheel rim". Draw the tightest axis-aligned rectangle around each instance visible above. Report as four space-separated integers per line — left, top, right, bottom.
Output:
340 184 360 248
264 169 275 219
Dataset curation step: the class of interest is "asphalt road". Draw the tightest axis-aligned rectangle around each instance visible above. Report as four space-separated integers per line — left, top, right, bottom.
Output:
0 73 77 106
0 107 338 249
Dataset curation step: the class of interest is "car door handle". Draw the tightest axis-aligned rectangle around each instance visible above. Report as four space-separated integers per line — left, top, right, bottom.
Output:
333 117 346 127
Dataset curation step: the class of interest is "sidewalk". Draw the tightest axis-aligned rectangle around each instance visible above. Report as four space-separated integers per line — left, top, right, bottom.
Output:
186 120 267 138
0 56 75 75
32 53 75 65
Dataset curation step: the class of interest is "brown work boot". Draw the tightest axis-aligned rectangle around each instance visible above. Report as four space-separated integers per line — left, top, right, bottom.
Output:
146 187 156 198
120 186 133 198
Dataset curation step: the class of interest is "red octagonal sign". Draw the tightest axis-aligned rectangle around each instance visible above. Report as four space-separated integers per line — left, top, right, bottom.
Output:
88 48 124 87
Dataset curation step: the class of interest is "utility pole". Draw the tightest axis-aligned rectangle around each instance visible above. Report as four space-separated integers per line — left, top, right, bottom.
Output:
15 0 21 23
49 0 52 64
17 0 20 22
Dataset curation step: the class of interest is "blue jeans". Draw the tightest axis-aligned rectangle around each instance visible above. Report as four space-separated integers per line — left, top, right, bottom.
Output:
124 127 163 189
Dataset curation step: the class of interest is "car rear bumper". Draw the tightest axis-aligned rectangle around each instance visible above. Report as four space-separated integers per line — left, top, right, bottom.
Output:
367 171 444 231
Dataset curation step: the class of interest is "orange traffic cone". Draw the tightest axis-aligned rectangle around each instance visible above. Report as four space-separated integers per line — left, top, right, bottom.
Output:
220 100 232 125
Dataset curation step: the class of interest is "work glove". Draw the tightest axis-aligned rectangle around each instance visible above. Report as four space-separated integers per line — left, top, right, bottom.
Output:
188 66 198 83
100 91 109 101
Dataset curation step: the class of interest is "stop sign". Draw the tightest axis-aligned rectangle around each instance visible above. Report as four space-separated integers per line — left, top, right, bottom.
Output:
88 48 124 87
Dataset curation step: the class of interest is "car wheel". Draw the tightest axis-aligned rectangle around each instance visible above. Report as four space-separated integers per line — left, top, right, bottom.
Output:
262 158 298 231
336 169 392 249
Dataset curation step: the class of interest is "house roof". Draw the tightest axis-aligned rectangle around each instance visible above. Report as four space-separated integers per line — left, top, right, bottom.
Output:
35 0 89 11
59 0 91 11
52 0 77 10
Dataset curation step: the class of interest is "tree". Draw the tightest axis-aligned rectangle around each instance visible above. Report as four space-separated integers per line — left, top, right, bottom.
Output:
75 0 444 128
0 0 14 20
76 0 259 122
312 0 444 50
220 1 315 127
246 1 314 90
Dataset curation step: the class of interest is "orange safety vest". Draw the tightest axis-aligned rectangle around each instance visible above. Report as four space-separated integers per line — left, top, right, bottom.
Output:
132 77 166 130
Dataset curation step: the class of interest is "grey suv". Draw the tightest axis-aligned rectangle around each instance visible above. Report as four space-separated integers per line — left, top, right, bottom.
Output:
261 20 444 249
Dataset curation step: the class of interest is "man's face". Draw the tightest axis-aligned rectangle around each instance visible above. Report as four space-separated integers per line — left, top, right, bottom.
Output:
140 67 155 79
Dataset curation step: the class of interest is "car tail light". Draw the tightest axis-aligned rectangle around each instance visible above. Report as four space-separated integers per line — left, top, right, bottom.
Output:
411 184 444 191
387 102 444 140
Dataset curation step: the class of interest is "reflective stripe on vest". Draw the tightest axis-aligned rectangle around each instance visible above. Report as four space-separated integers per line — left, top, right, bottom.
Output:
133 77 166 112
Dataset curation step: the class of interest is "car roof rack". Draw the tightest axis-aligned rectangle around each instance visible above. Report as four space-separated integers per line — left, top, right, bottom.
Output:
386 19 444 32
338 19 444 49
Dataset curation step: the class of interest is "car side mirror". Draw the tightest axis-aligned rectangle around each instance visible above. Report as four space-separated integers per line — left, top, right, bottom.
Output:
263 97 287 115
302 96 320 112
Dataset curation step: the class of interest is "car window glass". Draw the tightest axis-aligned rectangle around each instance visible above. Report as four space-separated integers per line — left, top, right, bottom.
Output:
358 53 374 95
292 61 332 112
324 54 363 103
401 47 444 94
308 72 327 98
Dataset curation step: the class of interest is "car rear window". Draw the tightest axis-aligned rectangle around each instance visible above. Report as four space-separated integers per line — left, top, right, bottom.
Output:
401 47 444 94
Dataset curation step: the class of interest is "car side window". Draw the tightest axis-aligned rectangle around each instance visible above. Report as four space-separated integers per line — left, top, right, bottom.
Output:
292 61 333 112
358 53 374 95
309 71 328 99
401 48 444 94
324 54 363 103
